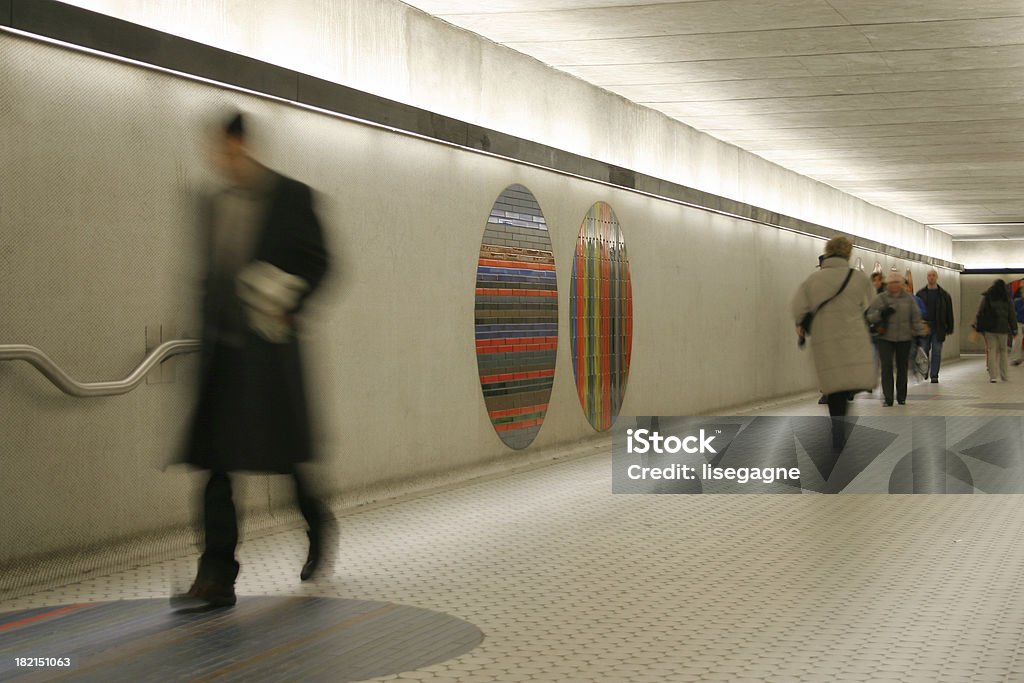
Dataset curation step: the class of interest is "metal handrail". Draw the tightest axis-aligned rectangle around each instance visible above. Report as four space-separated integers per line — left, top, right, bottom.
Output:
0 339 200 397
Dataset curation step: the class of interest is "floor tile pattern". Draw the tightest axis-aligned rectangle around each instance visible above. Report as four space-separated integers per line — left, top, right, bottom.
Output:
3 357 1024 682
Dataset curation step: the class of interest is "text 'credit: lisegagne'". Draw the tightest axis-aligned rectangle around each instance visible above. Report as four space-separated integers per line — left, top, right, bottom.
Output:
624 429 801 483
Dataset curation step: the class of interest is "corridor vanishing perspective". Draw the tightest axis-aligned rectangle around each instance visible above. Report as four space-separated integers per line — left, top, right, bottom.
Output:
6 1 1024 681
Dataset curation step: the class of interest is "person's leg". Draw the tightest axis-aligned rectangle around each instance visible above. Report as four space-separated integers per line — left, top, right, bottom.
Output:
173 471 238 607
870 338 880 393
202 471 239 571
984 333 1000 381
826 393 848 417
894 341 911 403
293 468 330 581
999 336 1010 380
878 340 895 405
826 392 849 450
929 334 944 381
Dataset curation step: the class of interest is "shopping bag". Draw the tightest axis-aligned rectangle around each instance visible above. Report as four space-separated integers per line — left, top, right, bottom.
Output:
914 346 929 378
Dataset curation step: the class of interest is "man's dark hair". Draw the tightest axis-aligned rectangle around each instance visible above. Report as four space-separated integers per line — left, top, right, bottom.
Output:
225 112 245 139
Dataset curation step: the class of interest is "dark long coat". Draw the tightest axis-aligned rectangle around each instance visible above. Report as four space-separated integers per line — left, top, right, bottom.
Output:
184 171 329 473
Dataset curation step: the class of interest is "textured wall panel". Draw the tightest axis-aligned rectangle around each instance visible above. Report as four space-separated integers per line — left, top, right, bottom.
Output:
474 185 556 450
0 32 607 565
570 202 633 432
0 31 960 570
10 0 297 100
55 0 953 260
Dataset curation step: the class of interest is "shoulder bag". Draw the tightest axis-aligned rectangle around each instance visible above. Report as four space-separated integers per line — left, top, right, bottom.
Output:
800 269 854 335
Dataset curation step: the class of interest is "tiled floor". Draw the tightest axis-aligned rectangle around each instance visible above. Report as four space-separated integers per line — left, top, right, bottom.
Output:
3 356 1024 682
735 354 1018 418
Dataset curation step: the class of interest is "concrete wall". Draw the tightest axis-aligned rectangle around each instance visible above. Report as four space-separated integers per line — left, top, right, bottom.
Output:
954 241 1024 270
959 273 1024 354
0 32 960 565
58 0 952 259
953 243 1024 353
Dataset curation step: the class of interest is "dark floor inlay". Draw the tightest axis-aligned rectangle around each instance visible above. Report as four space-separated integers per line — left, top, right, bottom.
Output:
0 597 483 682
968 402 1024 410
855 394 978 401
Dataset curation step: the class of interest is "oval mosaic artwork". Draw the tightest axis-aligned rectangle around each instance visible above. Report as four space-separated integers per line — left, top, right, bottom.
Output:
570 202 633 432
475 184 557 450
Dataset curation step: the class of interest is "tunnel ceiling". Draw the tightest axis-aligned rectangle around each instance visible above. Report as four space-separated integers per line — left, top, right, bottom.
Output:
402 0 1024 240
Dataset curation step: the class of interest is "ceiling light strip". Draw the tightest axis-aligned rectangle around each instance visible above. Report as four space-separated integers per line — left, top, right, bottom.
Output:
1 0 962 272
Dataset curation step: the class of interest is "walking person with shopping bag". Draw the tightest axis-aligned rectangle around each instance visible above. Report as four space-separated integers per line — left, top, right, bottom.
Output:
974 279 1018 383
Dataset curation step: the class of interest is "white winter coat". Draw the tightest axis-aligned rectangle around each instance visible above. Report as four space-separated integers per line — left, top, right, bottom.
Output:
791 257 877 395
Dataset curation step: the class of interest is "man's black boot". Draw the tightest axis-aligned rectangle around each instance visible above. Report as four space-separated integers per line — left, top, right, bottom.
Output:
301 530 321 581
171 557 238 609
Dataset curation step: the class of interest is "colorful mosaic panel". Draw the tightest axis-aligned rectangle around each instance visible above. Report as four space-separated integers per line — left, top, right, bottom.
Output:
475 185 557 450
570 202 633 432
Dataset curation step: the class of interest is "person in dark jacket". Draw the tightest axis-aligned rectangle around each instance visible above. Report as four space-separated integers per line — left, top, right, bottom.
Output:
974 279 1018 383
173 112 331 609
915 269 955 383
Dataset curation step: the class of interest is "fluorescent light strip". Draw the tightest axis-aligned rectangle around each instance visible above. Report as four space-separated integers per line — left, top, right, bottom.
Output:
951 237 1024 242
0 24 959 271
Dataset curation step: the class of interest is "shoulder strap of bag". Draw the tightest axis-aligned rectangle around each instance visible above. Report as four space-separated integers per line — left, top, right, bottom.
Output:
812 268 854 316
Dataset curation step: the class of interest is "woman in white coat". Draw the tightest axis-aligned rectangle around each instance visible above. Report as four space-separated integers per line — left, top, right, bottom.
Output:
792 236 878 420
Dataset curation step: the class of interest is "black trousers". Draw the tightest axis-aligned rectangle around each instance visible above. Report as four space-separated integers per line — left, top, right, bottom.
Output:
825 393 850 451
878 339 911 404
201 469 324 582
825 393 848 418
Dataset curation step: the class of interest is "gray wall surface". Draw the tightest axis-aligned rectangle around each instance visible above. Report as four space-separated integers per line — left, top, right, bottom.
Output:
959 273 1024 355
952 241 1023 354
954 241 1024 269
59 0 952 259
0 34 960 564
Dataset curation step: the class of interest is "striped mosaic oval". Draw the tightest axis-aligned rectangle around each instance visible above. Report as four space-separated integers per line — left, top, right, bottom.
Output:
570 202 633 432
475 185 557 450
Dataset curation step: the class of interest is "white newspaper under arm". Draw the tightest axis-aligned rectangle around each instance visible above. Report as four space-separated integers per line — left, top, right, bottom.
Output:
236 261 310 343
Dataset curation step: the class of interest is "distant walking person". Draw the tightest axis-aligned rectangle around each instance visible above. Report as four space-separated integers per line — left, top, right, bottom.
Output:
1010 279 1024 366
915 268 955 383
867 271 926 406
174 112 331 609
974 279 1018 383
871 271 884 294
792 236 876 435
